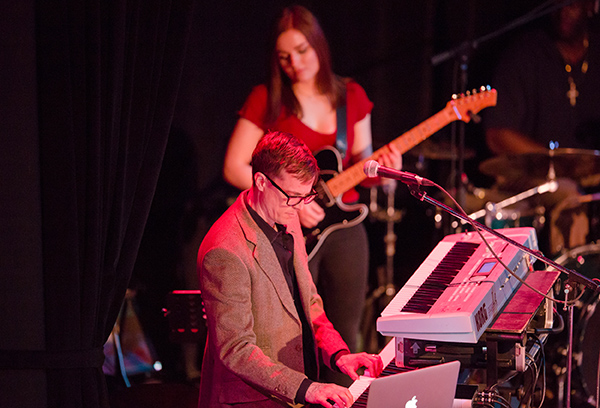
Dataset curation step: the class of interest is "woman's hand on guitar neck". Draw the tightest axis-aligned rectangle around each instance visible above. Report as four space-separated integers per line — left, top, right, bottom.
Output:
297 201 325 228
377 142 402 186
377 142 402 170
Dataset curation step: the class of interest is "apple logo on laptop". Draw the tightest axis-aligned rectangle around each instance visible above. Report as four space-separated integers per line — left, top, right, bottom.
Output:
405 396 418 408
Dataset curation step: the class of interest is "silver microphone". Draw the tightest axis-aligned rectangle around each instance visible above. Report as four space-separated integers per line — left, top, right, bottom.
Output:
363 160 434 186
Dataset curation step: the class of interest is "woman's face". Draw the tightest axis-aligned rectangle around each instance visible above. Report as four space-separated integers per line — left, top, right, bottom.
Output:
276 29 320 84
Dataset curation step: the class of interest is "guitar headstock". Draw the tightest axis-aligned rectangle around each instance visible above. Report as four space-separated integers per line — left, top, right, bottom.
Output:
447 86 497 123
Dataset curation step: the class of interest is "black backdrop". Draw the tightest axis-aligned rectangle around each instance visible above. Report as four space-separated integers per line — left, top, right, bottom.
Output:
1 0 195 407
1 1 554 406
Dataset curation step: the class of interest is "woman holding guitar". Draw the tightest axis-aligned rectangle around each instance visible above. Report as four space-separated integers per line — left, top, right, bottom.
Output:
223 4 402 386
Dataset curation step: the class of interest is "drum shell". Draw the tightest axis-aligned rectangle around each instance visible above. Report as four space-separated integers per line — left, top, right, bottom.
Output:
551 244 600 406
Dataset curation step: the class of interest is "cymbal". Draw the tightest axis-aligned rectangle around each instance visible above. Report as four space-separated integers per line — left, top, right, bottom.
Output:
409 140 475 160
479 148 600 182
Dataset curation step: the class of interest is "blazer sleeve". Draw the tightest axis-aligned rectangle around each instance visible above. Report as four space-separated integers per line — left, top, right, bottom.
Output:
310 293 351 370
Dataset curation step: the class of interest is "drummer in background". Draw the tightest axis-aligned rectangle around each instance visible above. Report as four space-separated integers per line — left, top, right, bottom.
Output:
484 0 600 154
483 0 600 254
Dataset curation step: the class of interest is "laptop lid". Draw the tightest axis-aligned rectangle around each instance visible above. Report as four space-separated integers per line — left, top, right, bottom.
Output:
366 360 460 408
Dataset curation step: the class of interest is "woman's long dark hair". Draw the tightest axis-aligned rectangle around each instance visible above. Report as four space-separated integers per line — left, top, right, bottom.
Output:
265 5 346 125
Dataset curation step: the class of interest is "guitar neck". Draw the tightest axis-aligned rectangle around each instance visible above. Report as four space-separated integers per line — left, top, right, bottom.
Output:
326 105 456 198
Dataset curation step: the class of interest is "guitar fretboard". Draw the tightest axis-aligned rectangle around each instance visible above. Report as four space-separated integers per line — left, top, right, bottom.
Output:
325 88 497 198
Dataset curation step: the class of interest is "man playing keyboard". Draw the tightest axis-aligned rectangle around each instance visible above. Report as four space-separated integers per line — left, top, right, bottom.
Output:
197 131 383 408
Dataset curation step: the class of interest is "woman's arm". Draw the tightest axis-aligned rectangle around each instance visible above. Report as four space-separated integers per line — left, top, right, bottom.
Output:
223 118 265 190
351 113 372 158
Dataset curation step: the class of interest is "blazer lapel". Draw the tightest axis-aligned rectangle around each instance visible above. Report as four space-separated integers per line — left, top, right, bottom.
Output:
235 195 300 322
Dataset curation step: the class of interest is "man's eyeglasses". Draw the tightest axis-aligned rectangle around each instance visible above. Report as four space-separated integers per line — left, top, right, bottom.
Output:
263 173 318 207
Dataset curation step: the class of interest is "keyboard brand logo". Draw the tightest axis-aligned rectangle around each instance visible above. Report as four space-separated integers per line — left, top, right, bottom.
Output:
474 303 489 332
405 395 418 408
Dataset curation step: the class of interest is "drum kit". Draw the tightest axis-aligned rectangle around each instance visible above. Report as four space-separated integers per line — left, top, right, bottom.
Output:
468 148 600 254
474 148 600 408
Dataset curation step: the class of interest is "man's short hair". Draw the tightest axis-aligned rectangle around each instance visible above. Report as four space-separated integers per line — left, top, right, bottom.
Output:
251 131 319 183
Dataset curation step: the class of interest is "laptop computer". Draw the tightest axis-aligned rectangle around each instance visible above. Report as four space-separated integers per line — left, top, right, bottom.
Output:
365 360 461 408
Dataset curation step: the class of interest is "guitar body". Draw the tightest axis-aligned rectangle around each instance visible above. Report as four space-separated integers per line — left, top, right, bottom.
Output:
303 146 368 261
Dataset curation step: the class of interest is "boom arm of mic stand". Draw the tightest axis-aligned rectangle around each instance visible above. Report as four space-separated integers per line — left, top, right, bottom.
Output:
430 0 575 67
407 185 600 293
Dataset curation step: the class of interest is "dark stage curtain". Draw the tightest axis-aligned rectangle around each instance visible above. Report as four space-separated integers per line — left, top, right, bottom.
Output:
0 0 196 407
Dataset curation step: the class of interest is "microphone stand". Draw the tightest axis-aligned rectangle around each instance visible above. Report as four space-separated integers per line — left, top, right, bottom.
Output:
430 0 578 68
405 181 600 408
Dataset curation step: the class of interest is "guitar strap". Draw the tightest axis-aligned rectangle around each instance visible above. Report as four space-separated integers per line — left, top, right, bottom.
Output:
335 92 348 159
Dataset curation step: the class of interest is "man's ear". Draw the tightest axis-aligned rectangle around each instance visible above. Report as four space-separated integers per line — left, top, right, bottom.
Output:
254 172 267 191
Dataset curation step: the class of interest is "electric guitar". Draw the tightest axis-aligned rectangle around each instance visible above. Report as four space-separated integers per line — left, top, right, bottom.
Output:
304 87 497 261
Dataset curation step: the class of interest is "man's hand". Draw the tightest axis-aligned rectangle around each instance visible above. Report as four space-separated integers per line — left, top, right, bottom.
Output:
336 352 383 381
305 382 354 408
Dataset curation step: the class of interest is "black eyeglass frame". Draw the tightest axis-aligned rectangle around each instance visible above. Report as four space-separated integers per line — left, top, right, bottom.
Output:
262 173 318 207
